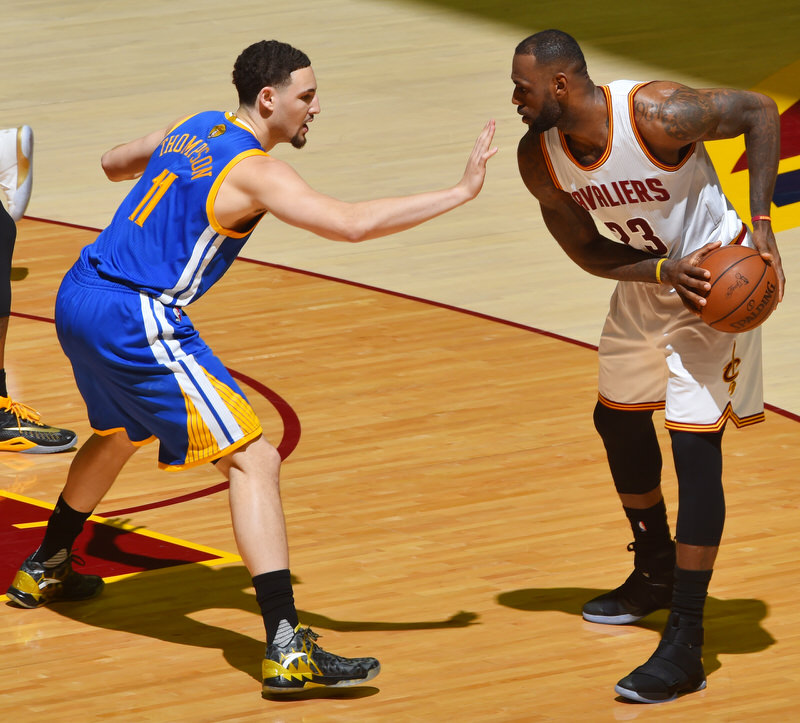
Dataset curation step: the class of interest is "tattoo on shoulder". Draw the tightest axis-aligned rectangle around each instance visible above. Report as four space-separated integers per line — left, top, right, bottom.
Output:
633 99 660 123
658 87 719 141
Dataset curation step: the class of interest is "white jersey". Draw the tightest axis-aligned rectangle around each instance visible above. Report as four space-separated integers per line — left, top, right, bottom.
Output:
540 79 746 259
538 80 762 429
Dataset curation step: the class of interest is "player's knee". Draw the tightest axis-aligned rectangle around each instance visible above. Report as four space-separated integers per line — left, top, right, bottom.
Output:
593 400 662 495
220 435 281 479
258 438 282 473
593 400 653 442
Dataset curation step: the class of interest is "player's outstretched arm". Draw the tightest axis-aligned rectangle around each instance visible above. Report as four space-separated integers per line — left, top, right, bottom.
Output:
228 121 497 242
101 121 177 182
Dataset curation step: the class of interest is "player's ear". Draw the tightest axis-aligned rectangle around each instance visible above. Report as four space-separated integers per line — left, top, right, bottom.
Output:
258 86 276 112
553 72 568 97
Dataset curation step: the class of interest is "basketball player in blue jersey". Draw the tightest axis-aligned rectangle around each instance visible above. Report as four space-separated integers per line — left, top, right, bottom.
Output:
6 40 497 696
511 30 783 703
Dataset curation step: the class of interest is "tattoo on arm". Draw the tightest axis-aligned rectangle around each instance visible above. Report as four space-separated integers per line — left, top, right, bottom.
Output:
634 87 736 142
633 99 660 123
659 87 717 141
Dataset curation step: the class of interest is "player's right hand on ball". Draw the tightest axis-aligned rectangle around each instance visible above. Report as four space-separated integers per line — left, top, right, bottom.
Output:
664 241 720 315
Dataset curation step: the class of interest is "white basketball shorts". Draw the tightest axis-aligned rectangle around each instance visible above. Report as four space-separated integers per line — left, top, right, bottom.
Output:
597 280 764 431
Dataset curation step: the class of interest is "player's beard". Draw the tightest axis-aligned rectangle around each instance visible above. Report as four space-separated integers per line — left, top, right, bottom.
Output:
528 96 562 135
291 133 307 149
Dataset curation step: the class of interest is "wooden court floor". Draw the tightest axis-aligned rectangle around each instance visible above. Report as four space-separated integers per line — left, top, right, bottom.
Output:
1 221 799 721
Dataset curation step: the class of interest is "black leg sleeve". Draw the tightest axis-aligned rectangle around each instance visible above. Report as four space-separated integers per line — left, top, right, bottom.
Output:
0 202 16 317
593 401 663 495
670 429 725 546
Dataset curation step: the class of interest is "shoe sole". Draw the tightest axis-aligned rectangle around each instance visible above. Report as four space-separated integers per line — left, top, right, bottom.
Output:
5 578 105 608
0 437 78 454
582 611 649 625
614 678 706 703
262 663 380 695
5 588 45 608
19 441 79 454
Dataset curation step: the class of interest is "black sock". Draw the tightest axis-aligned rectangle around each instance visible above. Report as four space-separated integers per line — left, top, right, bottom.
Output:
31 494 92 566
253 568 298 644
624 500 674 574
0 368 7 397
672 567 713 628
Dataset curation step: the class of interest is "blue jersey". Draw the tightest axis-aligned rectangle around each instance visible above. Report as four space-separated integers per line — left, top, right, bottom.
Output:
83 111 268 306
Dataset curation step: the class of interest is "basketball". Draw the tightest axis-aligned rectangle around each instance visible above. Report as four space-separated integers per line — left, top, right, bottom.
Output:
699 245 779 333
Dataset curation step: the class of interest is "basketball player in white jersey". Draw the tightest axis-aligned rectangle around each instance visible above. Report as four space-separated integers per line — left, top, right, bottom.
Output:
511 30 783 703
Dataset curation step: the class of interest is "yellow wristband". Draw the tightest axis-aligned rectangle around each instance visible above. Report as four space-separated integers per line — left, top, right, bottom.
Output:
655 258 666 284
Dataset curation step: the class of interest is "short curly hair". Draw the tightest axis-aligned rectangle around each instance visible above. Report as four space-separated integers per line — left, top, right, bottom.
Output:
232 40 311 106
515 30 587 77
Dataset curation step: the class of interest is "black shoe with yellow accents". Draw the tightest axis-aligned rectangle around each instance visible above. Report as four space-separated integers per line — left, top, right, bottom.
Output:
262 625 380 695
5 552 104 608
0 396 77 453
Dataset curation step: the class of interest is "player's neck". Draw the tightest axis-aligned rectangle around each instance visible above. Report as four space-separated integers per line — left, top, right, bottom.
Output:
560 84 609 161
231 107 276 151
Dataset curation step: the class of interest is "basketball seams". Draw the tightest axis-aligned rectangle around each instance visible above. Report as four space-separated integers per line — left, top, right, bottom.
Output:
705 248 759 294
707 263 768 326
700 246 777 332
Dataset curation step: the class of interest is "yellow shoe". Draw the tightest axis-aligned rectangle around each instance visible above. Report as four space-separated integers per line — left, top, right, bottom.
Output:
6 552 104 608
262 624 380 695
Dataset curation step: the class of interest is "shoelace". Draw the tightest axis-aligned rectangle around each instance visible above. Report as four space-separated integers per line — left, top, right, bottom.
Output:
42 552 87 572
1 397 43 425
67 553 87 568
299 627 321 645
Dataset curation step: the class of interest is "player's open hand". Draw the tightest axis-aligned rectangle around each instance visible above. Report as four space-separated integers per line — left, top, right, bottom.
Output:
458 120 498 199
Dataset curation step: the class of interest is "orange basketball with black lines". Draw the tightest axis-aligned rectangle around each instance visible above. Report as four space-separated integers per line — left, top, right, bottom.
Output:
699 245 778 333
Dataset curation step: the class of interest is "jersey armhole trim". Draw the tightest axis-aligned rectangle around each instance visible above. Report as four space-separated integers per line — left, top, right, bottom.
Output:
558 85 613 171
539 134 563 190
727 224 747 245
628 82 696 172
206 149 270 238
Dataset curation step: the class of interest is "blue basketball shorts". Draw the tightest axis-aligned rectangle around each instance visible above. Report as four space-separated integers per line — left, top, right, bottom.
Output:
55 256 262 469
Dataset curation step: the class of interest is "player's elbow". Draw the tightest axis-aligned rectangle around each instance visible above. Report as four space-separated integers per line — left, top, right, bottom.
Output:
339 226 370 243
315 225 368 243
760 93 779 119
101 148 142 182
101 155 130 182
330 209 371 242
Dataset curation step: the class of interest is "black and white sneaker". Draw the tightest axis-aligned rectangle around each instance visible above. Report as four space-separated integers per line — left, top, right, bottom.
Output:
615 612 706 703
583 567 673 624
583 541 674 624
0 396 77 453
